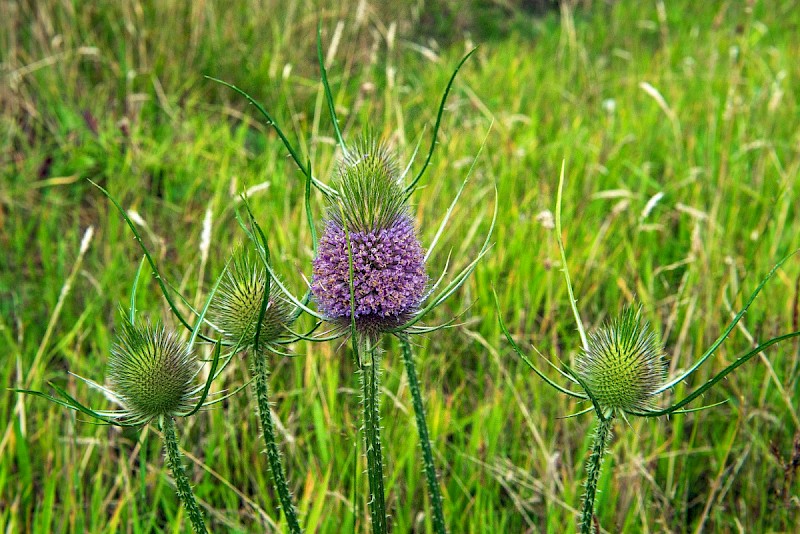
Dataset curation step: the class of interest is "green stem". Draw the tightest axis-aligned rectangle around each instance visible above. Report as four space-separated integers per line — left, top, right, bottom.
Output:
361 341 388 533
399 336 447 534
580 416 613 534
254 350 303 533
161 416 208 534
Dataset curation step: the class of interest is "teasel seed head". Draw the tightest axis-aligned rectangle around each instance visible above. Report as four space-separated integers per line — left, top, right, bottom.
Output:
211 251 293 353
108 320 200 424
575 306 666 415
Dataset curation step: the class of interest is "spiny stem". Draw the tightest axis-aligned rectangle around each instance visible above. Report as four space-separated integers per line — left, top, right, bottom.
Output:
161 416 208 534
399 336 447 534
361 341 388 533
581 416 613 534
253 350 303 533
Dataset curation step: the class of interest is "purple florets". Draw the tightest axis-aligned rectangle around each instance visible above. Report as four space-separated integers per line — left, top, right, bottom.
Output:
312 214 428 334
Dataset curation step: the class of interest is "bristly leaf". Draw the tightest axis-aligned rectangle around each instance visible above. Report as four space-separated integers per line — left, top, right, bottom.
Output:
89 180 218 344
318 22 347 156
130 256 146 324
655 249 800 394
555 160 589 353
405 48 477 199
13 385 136 427
184 339 221 418
205 76 337 198
642 329 800 416
392 184 497 333
494 288 588 400
305 159 318 254
425 123 492 262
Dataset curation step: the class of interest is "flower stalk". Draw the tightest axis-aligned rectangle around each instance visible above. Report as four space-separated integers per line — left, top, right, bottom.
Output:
162 415 208 534
580 416 613 534
253 349 303 533
360 341 388 533
400 336 447 534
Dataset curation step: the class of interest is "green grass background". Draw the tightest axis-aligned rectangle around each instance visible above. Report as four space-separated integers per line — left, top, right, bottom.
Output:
2 0 800 532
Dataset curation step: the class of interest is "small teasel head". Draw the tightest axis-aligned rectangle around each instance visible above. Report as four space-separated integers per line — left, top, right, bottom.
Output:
211 250 294 353
311 137 428 338
575 306 666 416
108 319 201 424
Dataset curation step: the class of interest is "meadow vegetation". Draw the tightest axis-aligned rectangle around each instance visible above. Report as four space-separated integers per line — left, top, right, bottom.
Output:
2 0 799 531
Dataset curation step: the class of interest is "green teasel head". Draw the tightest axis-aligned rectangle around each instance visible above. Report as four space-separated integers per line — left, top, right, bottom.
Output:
575 306 666 416
108 319 202 425
498 162 800 423
210 250 294 354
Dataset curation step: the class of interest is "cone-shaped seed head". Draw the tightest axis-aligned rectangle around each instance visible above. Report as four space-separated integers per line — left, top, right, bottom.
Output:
575 306 666 414
312 138 428 336
108 320 199 423
211 252 293 352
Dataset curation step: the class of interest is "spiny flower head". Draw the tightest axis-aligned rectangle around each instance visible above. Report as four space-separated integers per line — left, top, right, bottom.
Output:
328 138 408 233
108 319 201 424
575 306 666 415
311 138 428 337
211 251 293 353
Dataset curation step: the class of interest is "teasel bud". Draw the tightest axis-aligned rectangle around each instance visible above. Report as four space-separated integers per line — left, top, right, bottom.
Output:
108 319 201 425
211 251 294 353
311 138 428 338
575 306 666 416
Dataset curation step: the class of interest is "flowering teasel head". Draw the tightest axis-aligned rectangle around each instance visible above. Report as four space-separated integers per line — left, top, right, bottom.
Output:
311 138 429 339
212 41 492 346
207 33 492 534
211 250 294 353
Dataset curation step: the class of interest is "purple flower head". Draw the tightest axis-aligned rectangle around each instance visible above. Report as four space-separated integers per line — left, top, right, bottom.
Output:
311 139 429 336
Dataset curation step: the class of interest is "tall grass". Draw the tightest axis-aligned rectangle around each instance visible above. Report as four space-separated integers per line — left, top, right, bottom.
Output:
2 0 799 531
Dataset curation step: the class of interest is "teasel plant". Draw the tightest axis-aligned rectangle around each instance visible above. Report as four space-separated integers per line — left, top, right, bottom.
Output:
16 258 229 534
496 162 800 534
95 174 311 531
208 243 304 533
209 27 495 533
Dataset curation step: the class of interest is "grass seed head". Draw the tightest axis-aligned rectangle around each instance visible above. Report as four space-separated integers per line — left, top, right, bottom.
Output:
576 306 666 415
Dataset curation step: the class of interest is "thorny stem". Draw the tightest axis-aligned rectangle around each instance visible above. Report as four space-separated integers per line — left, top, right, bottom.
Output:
161 416 208 534
399 336 447 534
361 341 388 533
581 416 613 534
253 350 303 533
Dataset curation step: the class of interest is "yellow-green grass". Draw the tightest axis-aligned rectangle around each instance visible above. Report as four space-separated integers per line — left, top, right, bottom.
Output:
2 0 799 531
